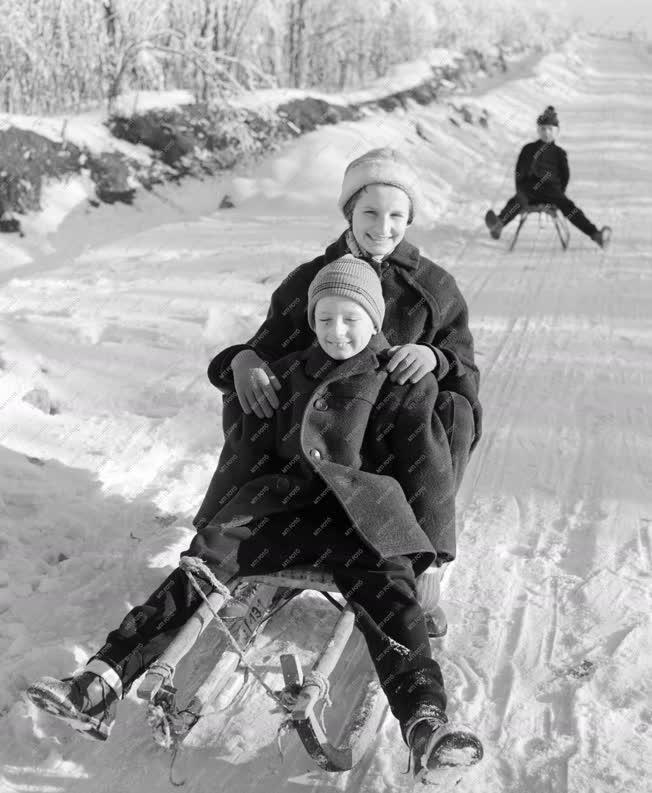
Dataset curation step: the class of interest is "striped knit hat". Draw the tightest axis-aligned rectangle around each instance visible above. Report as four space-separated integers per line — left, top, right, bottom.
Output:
337 147 421 220
307 255 385 333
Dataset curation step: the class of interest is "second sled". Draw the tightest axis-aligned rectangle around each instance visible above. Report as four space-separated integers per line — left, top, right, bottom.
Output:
509 203 570 251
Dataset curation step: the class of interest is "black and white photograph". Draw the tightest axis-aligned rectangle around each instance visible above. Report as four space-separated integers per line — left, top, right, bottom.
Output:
1 1 650 790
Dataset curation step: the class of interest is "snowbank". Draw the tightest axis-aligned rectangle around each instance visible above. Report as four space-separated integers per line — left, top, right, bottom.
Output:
0 44 511 240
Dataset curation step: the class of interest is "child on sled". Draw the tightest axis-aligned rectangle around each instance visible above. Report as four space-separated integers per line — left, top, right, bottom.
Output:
484 105 612 248
28 257 482 775
28 147 484 776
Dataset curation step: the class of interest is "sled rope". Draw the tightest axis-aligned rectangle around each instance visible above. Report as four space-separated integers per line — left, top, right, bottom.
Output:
275 669 332 713
145 701 188 786
146 700 173 749
179 557 293 714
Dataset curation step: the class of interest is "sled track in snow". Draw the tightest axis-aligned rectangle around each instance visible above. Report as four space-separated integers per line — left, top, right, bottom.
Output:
437 38 652 793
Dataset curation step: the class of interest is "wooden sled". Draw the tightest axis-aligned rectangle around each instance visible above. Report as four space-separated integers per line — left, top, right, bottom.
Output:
509 203 570 251
136 565 447 773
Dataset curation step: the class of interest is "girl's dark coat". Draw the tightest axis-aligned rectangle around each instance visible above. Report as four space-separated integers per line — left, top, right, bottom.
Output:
207 232 482 451
192 333 461 576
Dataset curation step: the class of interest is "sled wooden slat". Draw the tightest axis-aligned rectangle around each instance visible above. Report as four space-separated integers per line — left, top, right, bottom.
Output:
285 605 356 724
305 604 356 689
185 649 241 715
137 590 227 700
244 566 339 592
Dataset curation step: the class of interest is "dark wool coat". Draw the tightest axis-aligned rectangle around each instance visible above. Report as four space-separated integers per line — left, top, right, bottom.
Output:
192 333 460 576
207 231 482 452
515 140 570 193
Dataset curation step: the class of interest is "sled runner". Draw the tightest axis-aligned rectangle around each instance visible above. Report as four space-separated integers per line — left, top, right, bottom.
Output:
509 203 570 252
137 560 447 773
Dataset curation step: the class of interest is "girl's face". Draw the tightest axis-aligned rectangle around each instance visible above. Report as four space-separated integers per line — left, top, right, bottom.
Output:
538 124 558 143
351 184 411 259
314 296 375 360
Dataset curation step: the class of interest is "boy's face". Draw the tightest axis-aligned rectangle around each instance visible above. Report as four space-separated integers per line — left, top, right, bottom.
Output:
351 184 411 259
314 296 376 360
538 124 558 143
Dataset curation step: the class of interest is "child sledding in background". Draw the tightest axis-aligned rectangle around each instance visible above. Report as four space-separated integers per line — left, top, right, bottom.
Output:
28 257 483 778
484 105 612 249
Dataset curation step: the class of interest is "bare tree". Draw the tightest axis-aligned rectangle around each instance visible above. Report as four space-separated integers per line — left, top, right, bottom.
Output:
287 0 308 88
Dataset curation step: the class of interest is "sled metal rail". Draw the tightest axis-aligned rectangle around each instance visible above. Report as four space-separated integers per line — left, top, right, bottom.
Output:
280 651 385 771
510 203 570 251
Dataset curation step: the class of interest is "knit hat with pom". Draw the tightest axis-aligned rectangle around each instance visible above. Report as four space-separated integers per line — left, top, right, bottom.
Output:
337 147 421 220
537 105 559 127
307 255 385 333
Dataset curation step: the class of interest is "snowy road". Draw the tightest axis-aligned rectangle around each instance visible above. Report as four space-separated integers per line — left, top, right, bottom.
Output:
1 35 650 793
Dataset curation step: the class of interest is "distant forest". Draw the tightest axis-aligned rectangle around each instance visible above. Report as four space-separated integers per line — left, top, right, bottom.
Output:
0 0 570 113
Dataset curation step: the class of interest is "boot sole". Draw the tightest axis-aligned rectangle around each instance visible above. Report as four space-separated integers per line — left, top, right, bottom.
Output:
600 226 612 249
484 210 502 239
425 723 483 768
411 723 483 785
26 681 112 741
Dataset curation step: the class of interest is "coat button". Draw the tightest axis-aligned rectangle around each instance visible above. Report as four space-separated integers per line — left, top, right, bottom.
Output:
313 398 328 410
309 448 322 460
276 476 291 493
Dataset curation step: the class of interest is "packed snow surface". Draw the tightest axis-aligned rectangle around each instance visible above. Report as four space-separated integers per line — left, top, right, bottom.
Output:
1 35 651 793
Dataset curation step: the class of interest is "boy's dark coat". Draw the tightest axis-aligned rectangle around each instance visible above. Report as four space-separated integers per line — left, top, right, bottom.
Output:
207 232 482 452
515 140 570 193
192 333 461 575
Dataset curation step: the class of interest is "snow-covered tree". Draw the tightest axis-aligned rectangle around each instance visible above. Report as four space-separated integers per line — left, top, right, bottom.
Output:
0 0 571 114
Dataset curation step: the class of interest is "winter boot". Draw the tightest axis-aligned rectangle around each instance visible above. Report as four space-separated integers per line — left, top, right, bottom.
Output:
26 669 119 741
403 705 483 783
484 209 503 240
591 226 612 249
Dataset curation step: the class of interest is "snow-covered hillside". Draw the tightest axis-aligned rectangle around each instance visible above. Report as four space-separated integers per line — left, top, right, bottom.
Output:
1 34 650 793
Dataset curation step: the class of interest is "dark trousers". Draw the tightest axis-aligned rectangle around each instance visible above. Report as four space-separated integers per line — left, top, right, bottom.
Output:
93 521 445 731
498 180 598 237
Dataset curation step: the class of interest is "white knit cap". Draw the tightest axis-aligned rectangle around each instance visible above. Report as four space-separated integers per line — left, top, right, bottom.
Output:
337 147 421 219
